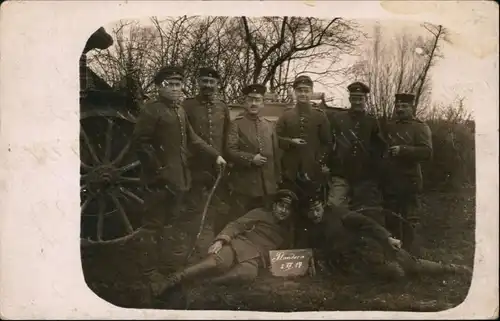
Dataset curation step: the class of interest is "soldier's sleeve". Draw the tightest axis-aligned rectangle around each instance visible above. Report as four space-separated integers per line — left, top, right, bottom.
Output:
185 113 220 160
271 126 283 184
317 110 333 165
341 211 392 243
326 110 337 150
226 120 256 167
325 112 340 170
398 122 433 161
131 104 160 168
214 210 262 243
222 104 231 157
275 113 294 150
369 117 389 169
182 99 192 122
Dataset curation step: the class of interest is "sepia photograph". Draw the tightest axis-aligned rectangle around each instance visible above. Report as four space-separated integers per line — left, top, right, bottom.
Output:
79 15 476 312
0 1 498 319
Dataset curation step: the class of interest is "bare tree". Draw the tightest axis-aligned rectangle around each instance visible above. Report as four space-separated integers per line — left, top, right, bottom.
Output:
352 22 448 119
86 16 364 105
411 23 447 114
241 16 363 99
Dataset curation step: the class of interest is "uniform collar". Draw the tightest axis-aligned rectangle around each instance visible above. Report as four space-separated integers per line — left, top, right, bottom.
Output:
296 102 312 114
158 96 181 109
395 117 413 124
196 94 217 104
348 108 366 116
244 112 261 121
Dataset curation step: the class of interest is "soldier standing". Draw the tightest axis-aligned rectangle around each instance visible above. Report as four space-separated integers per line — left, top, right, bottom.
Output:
183 67 231 237
275 75 333 209
131 66 227 298
326 81 386 210
221 84 282 234
380 93 433 255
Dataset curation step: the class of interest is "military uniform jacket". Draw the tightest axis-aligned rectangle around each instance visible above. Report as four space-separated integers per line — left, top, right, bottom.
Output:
183 95 230 175
380 118 433 194
275 105 333 182
226 113 281 197
132 98 220 192
307 206 394 272
215 208 292 267
326 108 385 183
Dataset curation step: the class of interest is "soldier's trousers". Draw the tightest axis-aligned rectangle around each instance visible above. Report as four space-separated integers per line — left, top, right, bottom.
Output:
139 185 185 275
174 245 260 286
216 192 271 235
142 185 185 230
375 248 467 280
327 177 382 210
184 172 229 252
327 176 350 208
382 191 420 254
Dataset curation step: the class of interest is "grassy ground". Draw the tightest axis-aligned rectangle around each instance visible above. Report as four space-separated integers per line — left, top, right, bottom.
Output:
82 186 475 312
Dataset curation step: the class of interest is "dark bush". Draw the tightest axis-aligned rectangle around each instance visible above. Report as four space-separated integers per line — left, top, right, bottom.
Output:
420 99 475 192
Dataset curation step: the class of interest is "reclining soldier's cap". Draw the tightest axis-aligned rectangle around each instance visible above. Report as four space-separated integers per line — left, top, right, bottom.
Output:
154 66 184 85
309 199 323 208
347 81 370 95
395 93 416 104
243 83 267 95
293 75 313 89
198 67 220 80
274 189 298 202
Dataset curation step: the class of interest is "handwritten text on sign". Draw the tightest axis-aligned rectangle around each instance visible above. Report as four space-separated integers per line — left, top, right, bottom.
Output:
269 249 314 277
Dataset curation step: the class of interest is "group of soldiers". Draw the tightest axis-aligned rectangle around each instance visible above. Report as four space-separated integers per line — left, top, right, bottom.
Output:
129 65 472 305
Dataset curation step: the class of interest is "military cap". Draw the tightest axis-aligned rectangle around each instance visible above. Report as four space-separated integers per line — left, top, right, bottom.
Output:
242 83 267 95
84 27 114 52
395 93 416 104
274 189 299 202
309 199 323 207
293 75 314 88
347 81 370 94
198 67 220 80
154 66 184 85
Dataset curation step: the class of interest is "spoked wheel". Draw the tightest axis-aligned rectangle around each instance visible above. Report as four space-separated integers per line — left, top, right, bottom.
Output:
80 108 145 247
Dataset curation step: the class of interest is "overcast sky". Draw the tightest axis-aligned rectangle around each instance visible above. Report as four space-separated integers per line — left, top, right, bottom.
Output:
100 2 498 118
312 18 499 114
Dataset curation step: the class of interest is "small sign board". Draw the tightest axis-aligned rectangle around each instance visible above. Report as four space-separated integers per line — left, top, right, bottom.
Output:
269 248 315 277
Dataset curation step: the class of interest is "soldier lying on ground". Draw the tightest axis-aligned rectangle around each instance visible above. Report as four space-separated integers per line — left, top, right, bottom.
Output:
150 189 298 298
303 200 472 281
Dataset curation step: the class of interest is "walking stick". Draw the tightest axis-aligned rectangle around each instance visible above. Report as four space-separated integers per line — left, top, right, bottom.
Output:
184 164 225 265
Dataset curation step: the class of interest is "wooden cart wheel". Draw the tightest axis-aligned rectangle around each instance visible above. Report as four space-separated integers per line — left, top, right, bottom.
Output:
80 108 145 247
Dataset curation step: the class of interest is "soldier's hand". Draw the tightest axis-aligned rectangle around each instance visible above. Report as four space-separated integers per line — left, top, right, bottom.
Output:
252 153 267 166
291 138 307 145
321 165 330 174
389 237 402 250
216 156 227 166
208 240 223 254
388 146 401 156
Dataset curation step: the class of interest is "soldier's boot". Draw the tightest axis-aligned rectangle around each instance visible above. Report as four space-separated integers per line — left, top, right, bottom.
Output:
373 261 406 281
204 262 258 286
442 263 473 278
402 221 420 256
132 228 166 302
409 258 473 278
157 256 219 298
